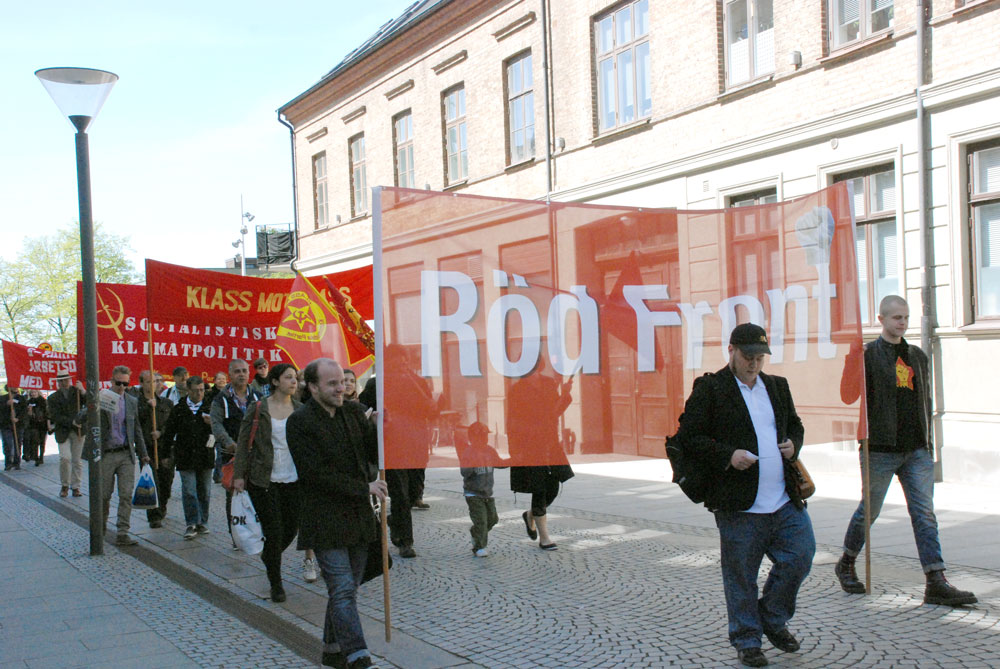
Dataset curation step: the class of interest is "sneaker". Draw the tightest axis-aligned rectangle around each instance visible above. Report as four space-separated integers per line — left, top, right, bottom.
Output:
303 558 318 583
183 525 197 540
835 555 866 594
413 499 430 510
474 548 488 557
72 489 83 497
398 543 417 558
764 628 800 653
347 656 378 669
115 533 138 546
738 647 768 667
196 525 210 535
59 486 69 498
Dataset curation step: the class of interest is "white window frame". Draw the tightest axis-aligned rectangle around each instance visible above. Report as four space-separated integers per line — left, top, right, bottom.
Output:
349 134 367 217
594 0 651 133
829 0 894 50
312 152 328 230
443 86 468 184
393 111 415 189
506 51 535 165
724 0 775 88
968 140 1000 321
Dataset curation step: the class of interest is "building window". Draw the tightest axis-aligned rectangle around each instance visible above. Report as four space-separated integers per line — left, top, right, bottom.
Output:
829 0 893 50
393 111 415 188
506 52 535 164
312 152 328 230
443 86 468 184
728 189 779 306
836 166 898 325
969 141 1000 319
348 134 367 217
725 0 774 87
595 0 651 133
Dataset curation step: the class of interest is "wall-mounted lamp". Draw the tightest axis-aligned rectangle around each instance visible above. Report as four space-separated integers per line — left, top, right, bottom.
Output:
789 51 802 69
555 137 566 151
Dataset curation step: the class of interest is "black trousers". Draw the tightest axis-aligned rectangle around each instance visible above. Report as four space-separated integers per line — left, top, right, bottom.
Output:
530 477 561 517
248 481 301 585
146 462 175 524
386 468 424 546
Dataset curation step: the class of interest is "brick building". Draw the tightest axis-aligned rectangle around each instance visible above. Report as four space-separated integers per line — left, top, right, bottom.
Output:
278 0 1000 482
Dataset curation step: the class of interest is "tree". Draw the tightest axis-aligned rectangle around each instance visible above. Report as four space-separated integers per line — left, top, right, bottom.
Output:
1 223 142 353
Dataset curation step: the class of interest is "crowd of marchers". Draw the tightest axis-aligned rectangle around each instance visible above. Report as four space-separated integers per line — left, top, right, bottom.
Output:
1 293 979 669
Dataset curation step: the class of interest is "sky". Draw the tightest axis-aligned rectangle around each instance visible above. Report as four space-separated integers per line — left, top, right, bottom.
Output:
0 0 416 273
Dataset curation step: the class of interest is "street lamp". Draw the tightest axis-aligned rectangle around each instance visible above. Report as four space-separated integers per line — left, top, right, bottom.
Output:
36 67 118 556
240 211 254 276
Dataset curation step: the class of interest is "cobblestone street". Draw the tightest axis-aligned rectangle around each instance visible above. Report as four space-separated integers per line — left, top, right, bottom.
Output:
2 458 999 667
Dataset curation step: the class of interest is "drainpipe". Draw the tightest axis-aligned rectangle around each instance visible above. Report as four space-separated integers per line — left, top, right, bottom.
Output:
915 0 939 477
541 0 553 202
277 112 300 270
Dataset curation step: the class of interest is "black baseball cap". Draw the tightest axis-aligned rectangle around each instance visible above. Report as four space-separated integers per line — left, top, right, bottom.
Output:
730 323 771 355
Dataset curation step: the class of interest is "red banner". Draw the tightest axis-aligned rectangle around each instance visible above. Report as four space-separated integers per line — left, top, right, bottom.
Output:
77 282 292 381
376 184 865 469
144 259 373 327
1 340 78 390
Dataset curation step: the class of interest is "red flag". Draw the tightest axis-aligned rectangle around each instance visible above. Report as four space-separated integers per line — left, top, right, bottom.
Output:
323 276 375 354
275 273 374 375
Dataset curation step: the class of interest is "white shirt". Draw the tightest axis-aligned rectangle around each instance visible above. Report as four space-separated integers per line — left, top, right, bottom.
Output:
735 375 789 514
269 417 298 483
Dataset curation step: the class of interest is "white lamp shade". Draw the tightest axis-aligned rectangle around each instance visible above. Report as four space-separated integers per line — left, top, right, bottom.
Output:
35 67 118 129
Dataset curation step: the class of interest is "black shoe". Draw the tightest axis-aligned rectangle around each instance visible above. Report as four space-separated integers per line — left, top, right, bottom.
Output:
321 651 347 668
835 555 866 594
270 583 286 603
149 520 162 529
347 656 378 669
738 647 768 667
522 511 538 540
398 543 416 558
413 499 430 510
924 571 977 606
764 628 800 653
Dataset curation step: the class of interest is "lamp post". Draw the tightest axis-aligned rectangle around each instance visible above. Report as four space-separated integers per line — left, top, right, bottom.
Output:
241 211 254 276
36 67 118 556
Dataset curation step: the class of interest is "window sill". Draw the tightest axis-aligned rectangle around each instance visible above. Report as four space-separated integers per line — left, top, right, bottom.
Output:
931 0 999 25
505 157 536 173
349 213 369 223
956 320 1000 336
443 179 468 191
820 30 894 65
592 118 651 146
718 73 775 101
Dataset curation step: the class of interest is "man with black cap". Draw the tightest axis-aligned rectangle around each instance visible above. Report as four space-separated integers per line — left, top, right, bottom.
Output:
671 323 814 668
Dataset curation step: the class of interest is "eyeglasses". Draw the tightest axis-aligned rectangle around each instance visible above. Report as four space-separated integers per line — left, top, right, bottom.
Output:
113 380 129 387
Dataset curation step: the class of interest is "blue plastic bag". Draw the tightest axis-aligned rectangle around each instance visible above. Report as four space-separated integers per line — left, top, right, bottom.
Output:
131 463 159 510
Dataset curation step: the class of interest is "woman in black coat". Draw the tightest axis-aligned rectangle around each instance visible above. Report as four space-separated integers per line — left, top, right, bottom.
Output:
507 368 574 551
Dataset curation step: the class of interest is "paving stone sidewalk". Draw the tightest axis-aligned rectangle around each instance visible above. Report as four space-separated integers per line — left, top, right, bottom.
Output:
3 454 1000 668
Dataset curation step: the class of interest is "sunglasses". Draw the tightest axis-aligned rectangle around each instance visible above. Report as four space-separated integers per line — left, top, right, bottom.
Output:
113 380 130 387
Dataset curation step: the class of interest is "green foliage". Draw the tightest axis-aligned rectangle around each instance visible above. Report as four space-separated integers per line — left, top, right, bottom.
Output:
0 223 142 353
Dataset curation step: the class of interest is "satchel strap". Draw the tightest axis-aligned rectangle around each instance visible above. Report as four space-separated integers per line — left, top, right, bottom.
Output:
247 401 262 453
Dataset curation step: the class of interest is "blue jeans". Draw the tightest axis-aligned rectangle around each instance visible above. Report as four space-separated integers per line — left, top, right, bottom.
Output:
179 469 212 526
715 502 815 650
842 448 944 572
315 545 370 663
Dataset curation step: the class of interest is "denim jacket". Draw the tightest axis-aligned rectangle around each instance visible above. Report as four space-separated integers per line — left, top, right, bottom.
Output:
864 336 932 452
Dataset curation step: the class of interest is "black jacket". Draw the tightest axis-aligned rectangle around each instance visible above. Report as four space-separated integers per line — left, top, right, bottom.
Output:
287 398 378 549
863 336 931 452
161 399 214 471
0 392 27 429
47 387 84 442
673 366 805 512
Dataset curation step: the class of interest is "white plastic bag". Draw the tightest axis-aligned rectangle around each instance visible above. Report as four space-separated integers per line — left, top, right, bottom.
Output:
231 491 264 555
131 463 159 509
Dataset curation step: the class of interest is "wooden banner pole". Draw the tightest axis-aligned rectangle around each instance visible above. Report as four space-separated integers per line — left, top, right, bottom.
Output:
147 326 158 468
862 437 872 594
381 468 391 642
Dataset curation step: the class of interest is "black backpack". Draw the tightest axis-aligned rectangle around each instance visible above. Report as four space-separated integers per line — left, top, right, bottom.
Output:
664 431 711 504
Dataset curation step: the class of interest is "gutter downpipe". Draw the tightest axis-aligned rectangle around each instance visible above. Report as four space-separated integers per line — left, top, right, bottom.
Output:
277 111 301 271
915 0 939 479
541 0 553 204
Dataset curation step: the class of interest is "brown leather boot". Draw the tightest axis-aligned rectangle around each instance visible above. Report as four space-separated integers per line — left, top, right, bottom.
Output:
835 554 865 594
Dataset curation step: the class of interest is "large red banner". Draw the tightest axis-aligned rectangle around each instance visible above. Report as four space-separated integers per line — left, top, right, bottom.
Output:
1 340 78 390
77 282 292 381
144 259 373 327
376 184 864 469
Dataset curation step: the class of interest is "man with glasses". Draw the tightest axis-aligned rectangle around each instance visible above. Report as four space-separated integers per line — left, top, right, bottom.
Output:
83 366 149 546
